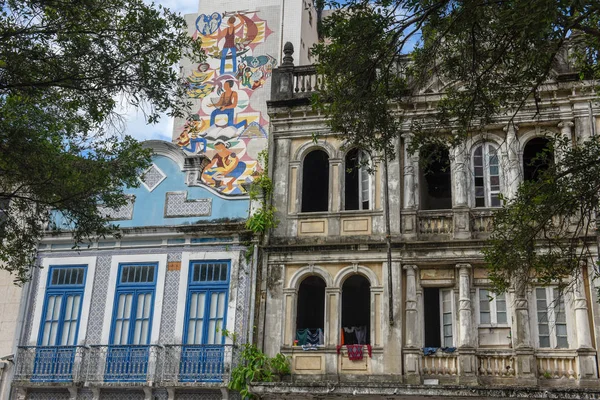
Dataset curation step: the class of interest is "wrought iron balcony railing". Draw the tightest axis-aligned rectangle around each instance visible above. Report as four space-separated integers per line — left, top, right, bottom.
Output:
15 344 237 386
158 344 234 384
15 346 86 383
83 345 161 384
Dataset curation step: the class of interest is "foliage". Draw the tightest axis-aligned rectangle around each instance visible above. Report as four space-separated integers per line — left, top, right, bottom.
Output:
313 0 600 151
246 149 278 235
483 137 600 295
0 0 204 282
229 343 291 399
314 0 600 295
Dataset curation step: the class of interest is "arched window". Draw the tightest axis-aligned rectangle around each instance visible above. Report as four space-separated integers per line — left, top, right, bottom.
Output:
341 275 370 345
420 144 452 210
523 137 553 182
301 150 329 212
473 143 501 208
296 276 325 346
344 149 371 210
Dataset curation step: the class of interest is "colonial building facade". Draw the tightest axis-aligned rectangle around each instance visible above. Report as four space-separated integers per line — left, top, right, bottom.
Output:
10 141 256 400
251 44 600 398
6 1 600 399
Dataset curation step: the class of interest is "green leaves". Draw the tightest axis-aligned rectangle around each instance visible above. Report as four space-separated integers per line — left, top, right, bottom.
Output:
229 343 291 399
484 137 600 294
0 0 204 281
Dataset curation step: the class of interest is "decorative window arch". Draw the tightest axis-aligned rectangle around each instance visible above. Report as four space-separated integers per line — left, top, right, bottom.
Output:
344 148 372 211
419 143 452 210
334 265 380 347
301 149 330 212
295 276 326 346
522 137 553 182
472 142 501 208
341 275 371 345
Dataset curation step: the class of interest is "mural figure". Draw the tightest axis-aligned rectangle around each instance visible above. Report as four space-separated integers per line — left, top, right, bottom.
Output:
196 12 222 36
202 139 247 191
177 118 208 153
208 15 245 74
177 10 274 195
208 80 247 129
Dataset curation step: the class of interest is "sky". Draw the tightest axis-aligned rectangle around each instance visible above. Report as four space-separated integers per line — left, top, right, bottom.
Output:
123 0 199 143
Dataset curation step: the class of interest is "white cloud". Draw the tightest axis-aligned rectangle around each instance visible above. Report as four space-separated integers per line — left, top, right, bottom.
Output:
123 108 174 142
148 0 198 16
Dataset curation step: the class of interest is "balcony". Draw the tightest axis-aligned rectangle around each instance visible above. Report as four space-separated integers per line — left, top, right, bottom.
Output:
84 345 159 384
159 344 234 385
14 346 85 384
14 344 235 388
270 63 321 104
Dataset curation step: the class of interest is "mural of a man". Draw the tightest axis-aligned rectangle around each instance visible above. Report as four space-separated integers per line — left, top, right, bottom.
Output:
202 139 247 191
208 80 247 129
208 15 245 74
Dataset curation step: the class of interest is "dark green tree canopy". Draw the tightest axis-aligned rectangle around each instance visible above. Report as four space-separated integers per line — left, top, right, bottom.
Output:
313 0 600 294
314 0 600 148
0 0 204 282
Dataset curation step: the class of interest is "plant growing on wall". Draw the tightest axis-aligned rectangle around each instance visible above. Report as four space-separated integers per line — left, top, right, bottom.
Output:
226 331 291 399
246 149 278 236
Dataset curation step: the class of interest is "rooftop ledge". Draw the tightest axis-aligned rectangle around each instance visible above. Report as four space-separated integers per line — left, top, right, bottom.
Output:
249 381 600 399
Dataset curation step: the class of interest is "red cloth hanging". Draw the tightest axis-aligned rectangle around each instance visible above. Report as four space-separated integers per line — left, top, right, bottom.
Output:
346 344 364 361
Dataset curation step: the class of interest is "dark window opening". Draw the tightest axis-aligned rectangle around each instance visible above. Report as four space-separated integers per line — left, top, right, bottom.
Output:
341 275 370 345
424 287 441 347
296 276 325 331
420 145 452 210
344 149 370 210
523 138 553 182
301 150 329 212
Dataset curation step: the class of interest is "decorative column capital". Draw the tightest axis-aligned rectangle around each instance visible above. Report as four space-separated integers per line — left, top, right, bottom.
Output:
403 264 418 274
456 263 472 273
558 120 574 130
503 123 519 135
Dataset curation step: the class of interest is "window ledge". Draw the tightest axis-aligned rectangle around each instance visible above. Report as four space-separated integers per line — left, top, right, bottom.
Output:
478 325 511 329
291 210 383 219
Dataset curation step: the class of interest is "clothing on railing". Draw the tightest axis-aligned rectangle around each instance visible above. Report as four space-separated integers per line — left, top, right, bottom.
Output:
422 347 457 355
336 344 372 361
342 326 367 345
296 328 324 346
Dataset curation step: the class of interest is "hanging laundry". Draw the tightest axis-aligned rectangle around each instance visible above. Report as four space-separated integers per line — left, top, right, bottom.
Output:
441 347 457 353
342 327 357 344
336 344 373 360
422 347 439 356
346 344 364 361
296 328 324 345
354 325 367 345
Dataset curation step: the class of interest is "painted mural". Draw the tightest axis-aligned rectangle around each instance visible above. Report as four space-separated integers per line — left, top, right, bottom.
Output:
177 10 275 195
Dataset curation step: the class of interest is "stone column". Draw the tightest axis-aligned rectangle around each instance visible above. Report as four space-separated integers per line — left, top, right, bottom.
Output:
503 123 520 199
401 134 419 239
403 265 421 383
456 264 476 384
573 264 598 380
511 285 536 383
555 120 574 164
325 287 341 378
450 144 470 239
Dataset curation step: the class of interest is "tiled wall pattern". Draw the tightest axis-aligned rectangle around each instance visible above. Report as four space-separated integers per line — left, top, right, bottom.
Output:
159 253 182 343
141 164 167 192
86 255 112 344
164 192 212 217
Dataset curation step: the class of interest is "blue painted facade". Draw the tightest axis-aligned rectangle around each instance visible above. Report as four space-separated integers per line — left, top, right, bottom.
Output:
117 154 250 228
12 141 256 399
